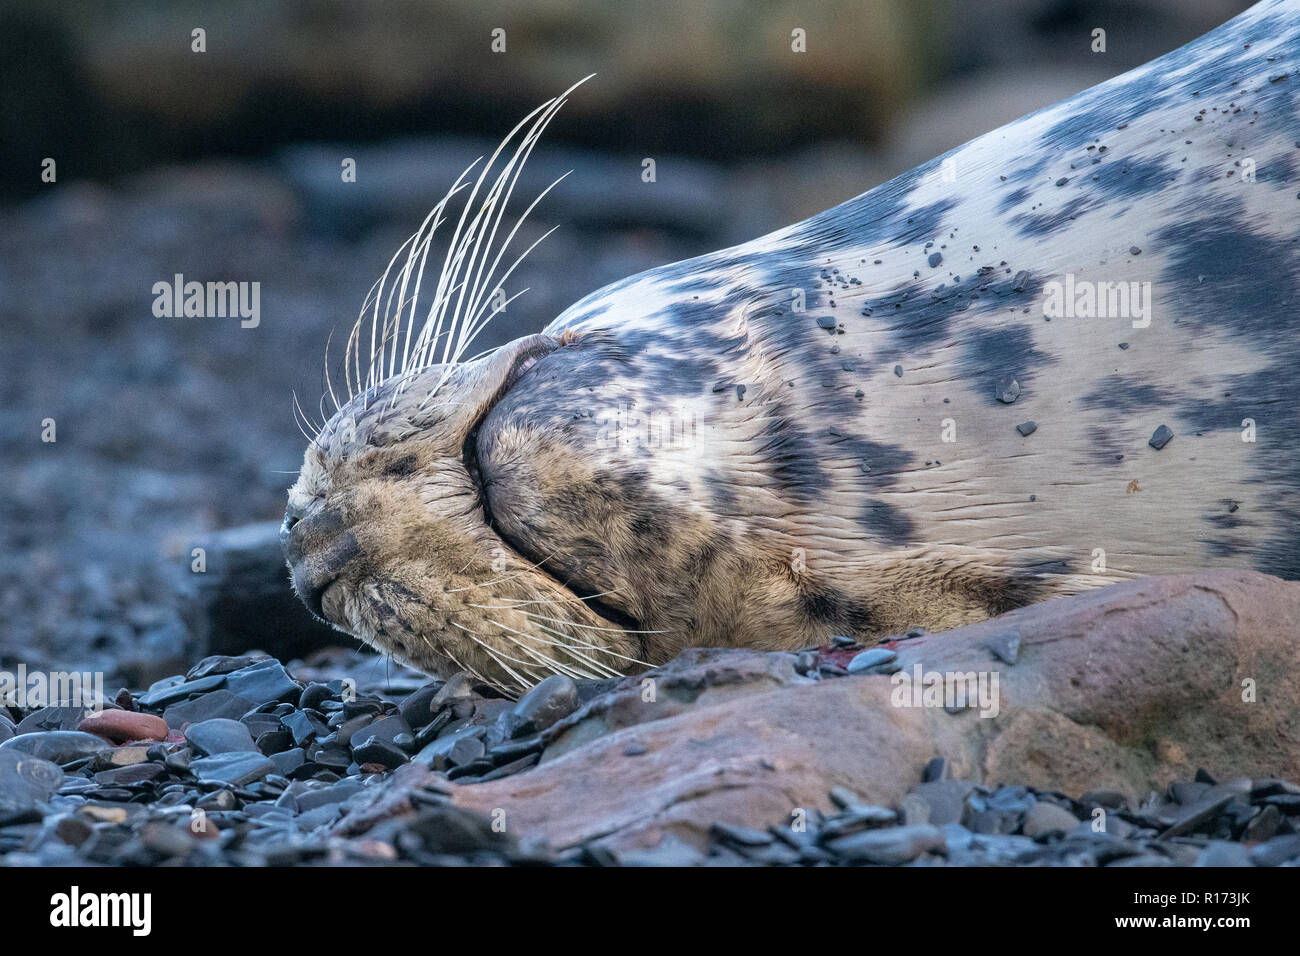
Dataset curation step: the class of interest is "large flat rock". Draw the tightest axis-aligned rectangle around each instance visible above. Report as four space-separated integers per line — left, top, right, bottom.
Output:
451 570 1300 851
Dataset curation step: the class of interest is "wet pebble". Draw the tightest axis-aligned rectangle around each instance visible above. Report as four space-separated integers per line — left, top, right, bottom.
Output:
510 674 579 735
828 823 945 864
0 731 111 766
1022 800 1079 837
190 751 276 787
185 718 258 756
846 647 898 674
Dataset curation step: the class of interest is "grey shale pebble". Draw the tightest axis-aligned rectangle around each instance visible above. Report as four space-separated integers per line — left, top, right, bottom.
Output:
1251 833 1300 867
0 751 64 814
994 375 1022 404
15 706 93 734
1195 841 1252 866
0 731 110 766
223 660 301 705
510 674 579 735
1149 424 1175 450
828 823 945 864
846 647 898 673
985 630 1022 666
184 718 258 756
191 752 276 788
1022 800 1080 837
163 691 255 728
138 674 225 709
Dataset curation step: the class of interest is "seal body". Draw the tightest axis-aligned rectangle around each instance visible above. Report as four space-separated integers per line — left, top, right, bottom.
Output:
476 0 1300 656
286 0 1300 688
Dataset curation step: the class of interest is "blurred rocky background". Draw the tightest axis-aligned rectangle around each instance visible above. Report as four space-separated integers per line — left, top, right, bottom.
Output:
0 0 1253 685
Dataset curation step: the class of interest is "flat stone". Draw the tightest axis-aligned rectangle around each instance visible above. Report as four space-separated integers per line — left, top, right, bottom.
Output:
103 745 151 767
185 718 258 756
709 821 774 846
846 648 898 674
353 737 408 770
1157 791 1234 839
415 726 487 772
1195 841 1251 867
298 683 333 712
282 710 328 746
0 750 64 813
0 731 111 766
162 691 256 730
190 751 276 787
138 674 225 709
348 714 411 750
1022 800 1079 837
222 660 300 705
15 706 93 734
186 654 266 680
1251 833 1300 867
295 779 364 813
819 804 898 839
827 823 945 864
269 748 306 776
1242 804 1281 842
92 763 165 787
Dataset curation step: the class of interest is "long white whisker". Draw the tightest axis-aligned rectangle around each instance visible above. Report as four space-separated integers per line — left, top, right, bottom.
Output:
489 622 599 681
509 624 627 677
451 621 541 687
528 619 652 668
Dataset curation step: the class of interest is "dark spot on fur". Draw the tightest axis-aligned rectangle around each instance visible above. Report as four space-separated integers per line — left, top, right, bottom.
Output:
858 499 916 545
384 454 419 477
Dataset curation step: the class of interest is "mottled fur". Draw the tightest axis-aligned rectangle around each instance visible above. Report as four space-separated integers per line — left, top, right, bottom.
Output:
286 0 1300 691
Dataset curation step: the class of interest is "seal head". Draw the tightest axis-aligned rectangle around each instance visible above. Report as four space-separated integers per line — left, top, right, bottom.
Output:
282 334 643 690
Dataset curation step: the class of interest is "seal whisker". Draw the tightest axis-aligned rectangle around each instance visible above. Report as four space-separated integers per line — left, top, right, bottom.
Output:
520 610 665 638
487 621 605 681
443 569 540 592
464 607 629 674
527 620 651 670
450 621 548 687
290 391 316 441
436 94 577 377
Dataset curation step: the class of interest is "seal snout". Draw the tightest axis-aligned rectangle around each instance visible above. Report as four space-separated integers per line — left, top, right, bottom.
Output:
281 504 359 622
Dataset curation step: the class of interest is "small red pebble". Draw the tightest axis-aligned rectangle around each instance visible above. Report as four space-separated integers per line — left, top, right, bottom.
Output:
78 709 168 744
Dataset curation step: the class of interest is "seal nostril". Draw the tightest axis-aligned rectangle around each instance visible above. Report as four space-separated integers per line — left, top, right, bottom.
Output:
279 511 298 555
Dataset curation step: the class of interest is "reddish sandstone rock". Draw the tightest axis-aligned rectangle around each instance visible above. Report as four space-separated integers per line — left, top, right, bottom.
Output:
448 571 1300 852
78 709 169 744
